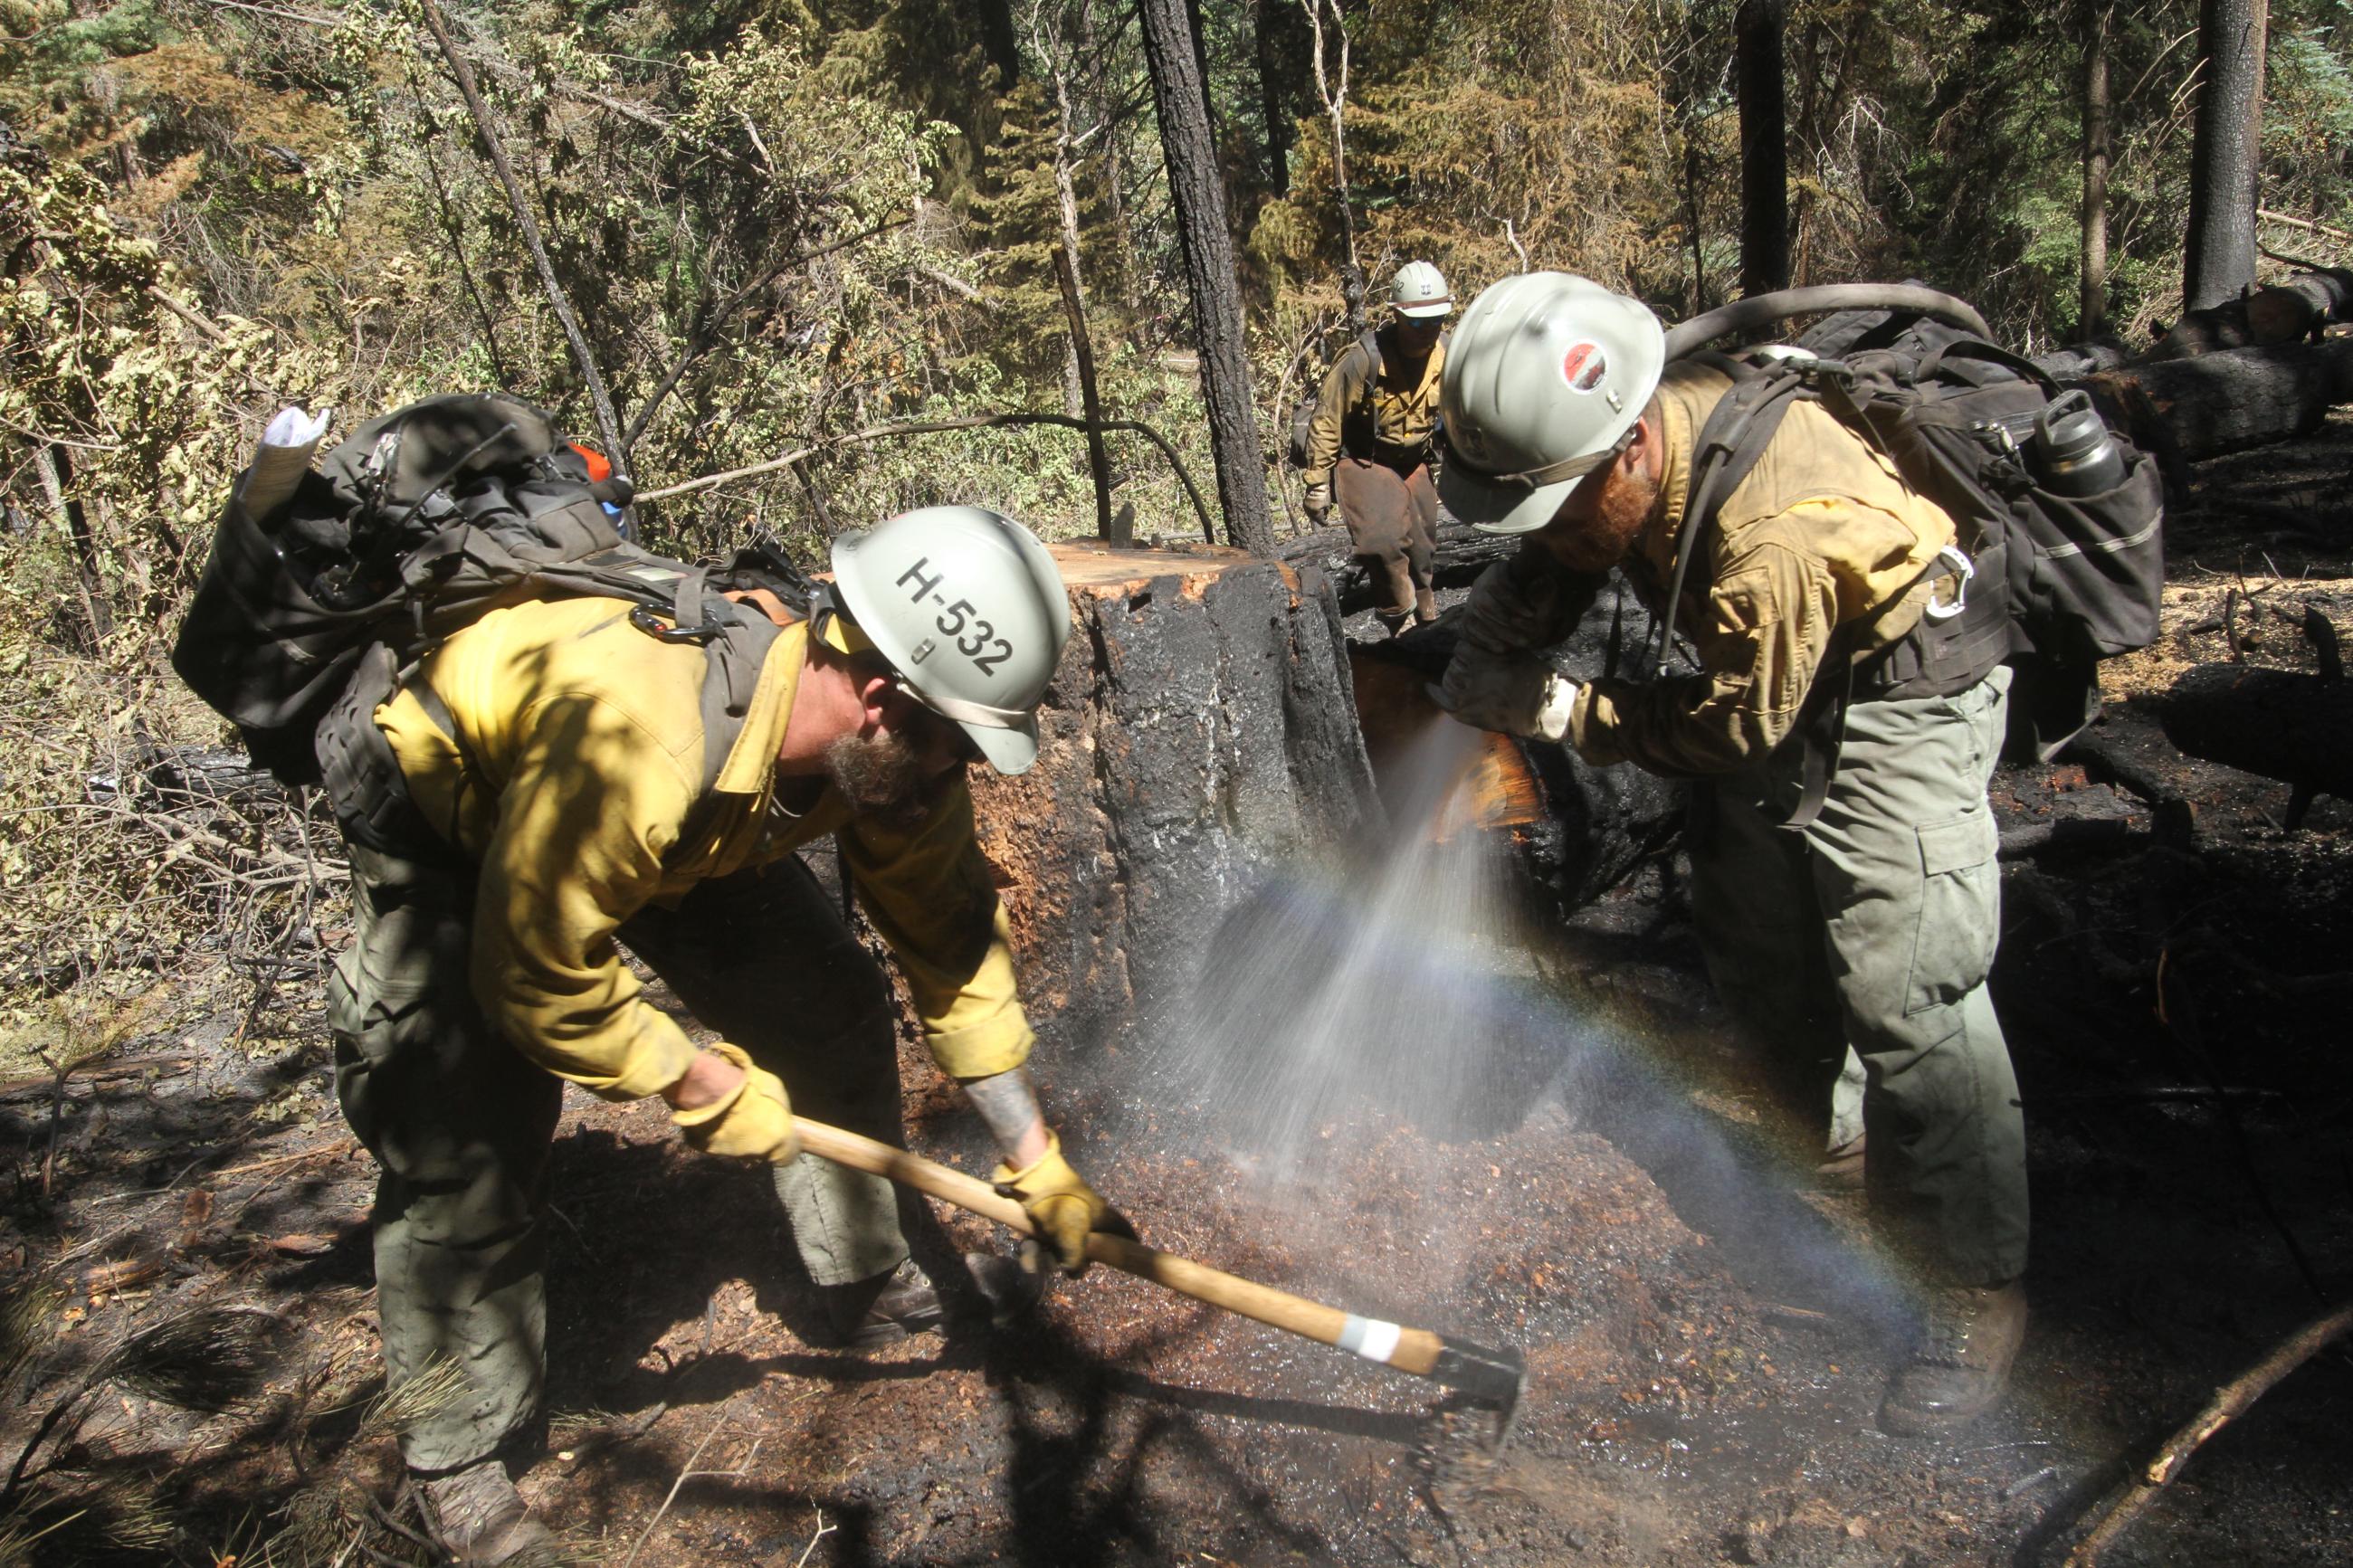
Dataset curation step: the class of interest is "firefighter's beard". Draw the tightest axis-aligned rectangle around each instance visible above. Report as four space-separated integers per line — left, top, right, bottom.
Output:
1542 467 1660 574
824 729 947 832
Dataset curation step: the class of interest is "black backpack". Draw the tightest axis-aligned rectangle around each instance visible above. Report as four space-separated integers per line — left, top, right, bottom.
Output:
172 392 809 838
1663 310 2164 766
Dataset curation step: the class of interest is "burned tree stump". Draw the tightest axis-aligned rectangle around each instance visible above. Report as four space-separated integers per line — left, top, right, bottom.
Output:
2161 661 2353 828
968 541 1381 1052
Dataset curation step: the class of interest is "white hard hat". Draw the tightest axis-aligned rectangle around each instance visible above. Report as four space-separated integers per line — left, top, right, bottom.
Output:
1390 261 1453 319
1436 272 1666 536
829 506 1072 774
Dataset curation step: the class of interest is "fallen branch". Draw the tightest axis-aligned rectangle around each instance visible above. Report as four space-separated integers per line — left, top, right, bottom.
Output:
620 1413 760 1568
635 411 1219 543
2062 1301 2353 1565
795 1509 836 1568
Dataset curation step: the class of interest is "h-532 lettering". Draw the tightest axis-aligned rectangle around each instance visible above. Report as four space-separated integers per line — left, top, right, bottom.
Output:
897 556 1014 674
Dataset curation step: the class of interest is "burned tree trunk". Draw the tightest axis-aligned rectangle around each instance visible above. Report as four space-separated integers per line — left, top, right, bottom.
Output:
968 543 1378 1052
2182 0 2269 311
1735 0 1790 299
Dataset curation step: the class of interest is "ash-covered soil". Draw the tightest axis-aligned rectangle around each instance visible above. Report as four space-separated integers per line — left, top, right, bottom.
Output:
5 419 2352 1566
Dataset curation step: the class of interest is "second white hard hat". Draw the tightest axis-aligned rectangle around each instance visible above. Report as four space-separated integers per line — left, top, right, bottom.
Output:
1436 272 1667 536
829 506 1072 774
1390 261 1453 319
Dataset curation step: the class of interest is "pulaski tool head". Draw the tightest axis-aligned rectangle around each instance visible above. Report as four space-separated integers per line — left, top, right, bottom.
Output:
1429 1335 1528 1449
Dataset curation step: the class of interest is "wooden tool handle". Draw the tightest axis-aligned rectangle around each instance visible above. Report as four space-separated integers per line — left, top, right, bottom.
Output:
792 1117 1444 1377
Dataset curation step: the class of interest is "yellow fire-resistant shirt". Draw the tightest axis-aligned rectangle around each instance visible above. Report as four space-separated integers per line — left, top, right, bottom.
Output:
372 595 1034 1101
1566 361 1960 774
1302 325 1446 485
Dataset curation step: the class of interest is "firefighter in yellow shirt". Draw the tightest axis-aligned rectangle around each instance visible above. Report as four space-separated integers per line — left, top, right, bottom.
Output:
321 507 1122 1561
1435 275 2028 1440
1302 261 1453 633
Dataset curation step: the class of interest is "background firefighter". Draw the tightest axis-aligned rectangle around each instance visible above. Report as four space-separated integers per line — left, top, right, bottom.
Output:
1433 272 2030 1439
1302 261 1453 634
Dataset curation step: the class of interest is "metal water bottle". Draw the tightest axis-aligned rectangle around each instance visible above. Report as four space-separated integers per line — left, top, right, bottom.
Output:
2031 390 2125 496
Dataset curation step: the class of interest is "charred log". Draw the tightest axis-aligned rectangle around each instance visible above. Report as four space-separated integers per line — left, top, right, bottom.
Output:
1276 518 1518 617
2087 337 2353 461
2146 269 2353 359
2161 661 2353 829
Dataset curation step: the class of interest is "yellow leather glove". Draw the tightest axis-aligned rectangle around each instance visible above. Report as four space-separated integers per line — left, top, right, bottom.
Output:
671 1044 798 1162
1302 480 1333 525
992 1132 1133 1276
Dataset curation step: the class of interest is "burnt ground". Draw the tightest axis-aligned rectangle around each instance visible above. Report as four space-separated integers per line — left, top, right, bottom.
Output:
5 423 2353 1566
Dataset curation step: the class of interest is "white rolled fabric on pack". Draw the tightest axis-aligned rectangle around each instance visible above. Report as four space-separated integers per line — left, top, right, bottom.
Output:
235 404 332 522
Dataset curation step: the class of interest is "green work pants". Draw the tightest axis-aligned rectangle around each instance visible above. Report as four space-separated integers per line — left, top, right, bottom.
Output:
1688 666 2027 1287
329 841 909 1476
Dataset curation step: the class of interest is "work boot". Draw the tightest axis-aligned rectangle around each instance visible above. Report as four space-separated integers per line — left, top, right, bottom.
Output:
414 1458 556 1565
1375 607 1413 639
1414 588 1439 626
823 1258 945 1348
1881 1279 2027 1436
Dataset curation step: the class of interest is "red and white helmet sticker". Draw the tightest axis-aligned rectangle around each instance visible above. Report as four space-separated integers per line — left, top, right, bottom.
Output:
1560 342 1608 394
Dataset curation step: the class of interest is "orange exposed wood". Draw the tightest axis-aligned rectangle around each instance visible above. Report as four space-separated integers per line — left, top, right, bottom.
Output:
1348 651 1546 838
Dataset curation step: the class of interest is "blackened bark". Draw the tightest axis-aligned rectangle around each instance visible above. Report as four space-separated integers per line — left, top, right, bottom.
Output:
967 545 1379 1052
2163 661 2353 822
2183 0 2269 311
2090 337 2353 459
1138 0 1277 556
1736 0 1789 298
2148 269 2353 358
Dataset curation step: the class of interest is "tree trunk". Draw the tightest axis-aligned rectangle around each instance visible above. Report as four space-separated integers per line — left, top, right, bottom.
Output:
2088 337 2353 460
1253 0 1308 196
1736 0 1790 298
1137 0 1276 556
974 0 1021 90
1054 246 1121 543
2082 2 2112 335
968 544 1378 1051
2182 0 2269 312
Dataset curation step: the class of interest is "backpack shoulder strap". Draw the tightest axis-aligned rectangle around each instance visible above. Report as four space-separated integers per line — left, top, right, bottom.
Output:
1654 353 1816 660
